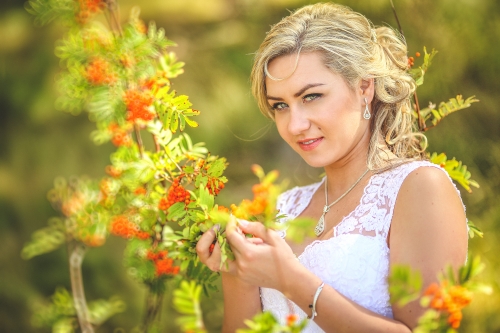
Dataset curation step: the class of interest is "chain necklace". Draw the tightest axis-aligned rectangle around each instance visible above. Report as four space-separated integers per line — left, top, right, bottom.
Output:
315 168 370 237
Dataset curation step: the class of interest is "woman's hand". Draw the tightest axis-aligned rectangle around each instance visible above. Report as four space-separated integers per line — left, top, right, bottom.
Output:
196 225 227 272
196 222 264 273
226 218 300 293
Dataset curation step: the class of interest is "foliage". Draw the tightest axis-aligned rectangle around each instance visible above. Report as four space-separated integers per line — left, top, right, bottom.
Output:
389 257 492 333
417 95 479 131
22 0 226 331
236 311 308 333
172 280 207 333
20 1 486 332
409 47 437 87
429 153 479 193
31 287 125 332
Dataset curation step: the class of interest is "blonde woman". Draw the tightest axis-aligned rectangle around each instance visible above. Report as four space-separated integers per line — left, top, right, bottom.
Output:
197 3 467 332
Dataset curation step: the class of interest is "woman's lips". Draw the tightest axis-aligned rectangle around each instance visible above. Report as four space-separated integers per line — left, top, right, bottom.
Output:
297 137 323 151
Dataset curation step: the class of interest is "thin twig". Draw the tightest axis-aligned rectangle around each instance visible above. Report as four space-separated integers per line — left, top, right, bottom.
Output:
68 241 94 333
104 0 123 36
389 0 404 36
165 151 183 173
153 134 161 153
414 90 426 131
390 0 425 131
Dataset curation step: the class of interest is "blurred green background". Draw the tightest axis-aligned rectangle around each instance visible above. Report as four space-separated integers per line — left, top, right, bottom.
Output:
1 0 499 332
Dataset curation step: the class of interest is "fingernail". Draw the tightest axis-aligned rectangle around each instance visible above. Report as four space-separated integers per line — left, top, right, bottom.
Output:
237 219 249 228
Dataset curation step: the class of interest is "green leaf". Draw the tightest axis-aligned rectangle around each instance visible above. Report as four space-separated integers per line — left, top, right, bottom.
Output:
167 202 187 221
429 152 479 193
184 116 199 128
88 297 126 325
197 185 214 213
172 281 206 332
409 47 438 86
22 218 66 259
284 217 316 244
388 265 423 307
417 95 479 131
467 220 483 239
171 113 179 133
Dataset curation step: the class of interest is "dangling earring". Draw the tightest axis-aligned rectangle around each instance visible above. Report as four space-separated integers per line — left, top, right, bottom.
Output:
363 97 371 120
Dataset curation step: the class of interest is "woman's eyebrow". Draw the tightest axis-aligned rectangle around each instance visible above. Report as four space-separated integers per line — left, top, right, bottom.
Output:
266 83 325 101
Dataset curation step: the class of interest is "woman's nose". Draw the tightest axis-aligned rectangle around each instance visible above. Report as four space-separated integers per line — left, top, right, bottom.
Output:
288 107 311 135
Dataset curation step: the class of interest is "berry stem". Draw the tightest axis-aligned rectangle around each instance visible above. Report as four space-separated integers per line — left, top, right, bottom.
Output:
134 123 145 159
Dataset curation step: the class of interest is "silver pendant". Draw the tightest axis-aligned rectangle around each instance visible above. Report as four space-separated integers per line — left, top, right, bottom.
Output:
315 213 326 236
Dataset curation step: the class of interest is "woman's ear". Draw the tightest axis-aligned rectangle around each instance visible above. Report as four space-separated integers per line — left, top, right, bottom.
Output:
359 78 375 103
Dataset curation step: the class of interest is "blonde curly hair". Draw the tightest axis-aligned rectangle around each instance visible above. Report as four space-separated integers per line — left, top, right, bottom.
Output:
250 2 426 170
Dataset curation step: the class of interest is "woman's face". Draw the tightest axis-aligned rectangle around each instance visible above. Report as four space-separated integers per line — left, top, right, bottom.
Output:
265 51 373 169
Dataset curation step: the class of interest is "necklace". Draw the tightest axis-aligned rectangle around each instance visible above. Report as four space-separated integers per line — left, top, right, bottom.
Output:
315 168 370 237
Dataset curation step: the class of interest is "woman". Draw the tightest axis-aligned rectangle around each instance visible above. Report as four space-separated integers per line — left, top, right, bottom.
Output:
197 3 467 332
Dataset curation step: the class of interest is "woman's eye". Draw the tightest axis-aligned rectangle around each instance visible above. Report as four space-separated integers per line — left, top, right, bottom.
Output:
303 93 322 102
271 102 288 111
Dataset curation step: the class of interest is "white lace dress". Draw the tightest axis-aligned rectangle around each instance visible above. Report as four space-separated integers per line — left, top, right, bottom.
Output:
260 161 464 332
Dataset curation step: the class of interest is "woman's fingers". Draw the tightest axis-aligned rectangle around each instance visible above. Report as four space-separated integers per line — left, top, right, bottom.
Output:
196 226 217 263
207 242 223 272
236 219 271 243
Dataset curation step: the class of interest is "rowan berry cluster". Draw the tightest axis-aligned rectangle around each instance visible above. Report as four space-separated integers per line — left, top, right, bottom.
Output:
61 192 85 217
424 281 473 329
408 51 421 68
110 215 150 240
146 250 180 276
110 215 137 238
108 123 132 147
105 165 122 178
230 183 270 219
99 178 113 201
77 0 105 24
158 177 191 211
85 58 115 85
124 89 155 122
207 177 225 196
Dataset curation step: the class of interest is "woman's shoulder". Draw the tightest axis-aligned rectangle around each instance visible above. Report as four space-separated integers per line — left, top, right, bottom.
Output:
391 160 466 226
388 160 460 195
380 160 460 196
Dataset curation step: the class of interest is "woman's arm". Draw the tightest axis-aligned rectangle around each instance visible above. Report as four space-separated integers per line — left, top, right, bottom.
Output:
196 226 262 332
221 272 261 332
227 166 467 332
389 166 468 327
228 221 413 332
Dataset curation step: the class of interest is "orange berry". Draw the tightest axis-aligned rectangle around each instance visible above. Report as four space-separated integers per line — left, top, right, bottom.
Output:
415 51 421 57
424 283 440 296
134 187 147 195
286 314 298 326
430 297 443 310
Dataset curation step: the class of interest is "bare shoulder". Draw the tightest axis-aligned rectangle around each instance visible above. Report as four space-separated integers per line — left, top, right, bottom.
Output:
390 164 467 266
397 164 462 204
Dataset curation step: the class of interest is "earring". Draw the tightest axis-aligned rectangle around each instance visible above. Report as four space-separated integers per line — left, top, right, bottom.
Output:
363 97 371 120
